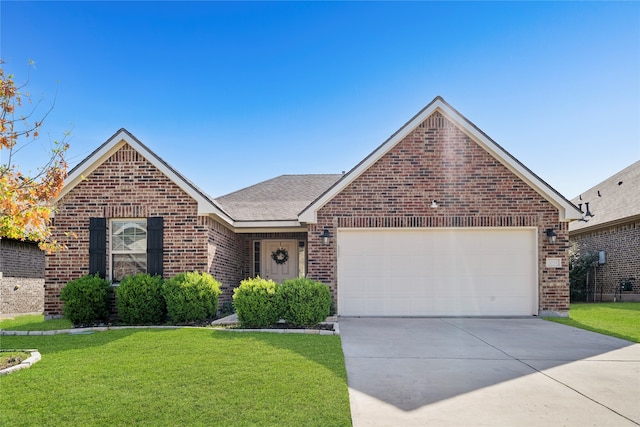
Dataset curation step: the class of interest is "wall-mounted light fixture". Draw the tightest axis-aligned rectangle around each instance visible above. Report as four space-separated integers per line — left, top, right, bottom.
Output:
430 200 439 208
320 227 331 245
545 228 558 244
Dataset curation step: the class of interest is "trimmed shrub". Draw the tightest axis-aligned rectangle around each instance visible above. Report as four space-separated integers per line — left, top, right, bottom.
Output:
278 278 331 326
60 274 112 326
115 273 166 325
162 272 221 323
233 276 281 327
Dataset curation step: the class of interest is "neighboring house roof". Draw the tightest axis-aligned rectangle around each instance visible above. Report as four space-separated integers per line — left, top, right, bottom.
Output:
58 128 234 225
217 174 342 222
569 160 640 234
299 96 582 224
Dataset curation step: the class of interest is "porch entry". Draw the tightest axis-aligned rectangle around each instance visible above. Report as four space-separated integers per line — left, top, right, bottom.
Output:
261 240 301 283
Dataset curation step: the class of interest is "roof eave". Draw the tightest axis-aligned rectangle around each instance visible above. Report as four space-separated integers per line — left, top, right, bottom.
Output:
57 129 234 226
299 97 582 224
233 220 307 233
569 213 640 235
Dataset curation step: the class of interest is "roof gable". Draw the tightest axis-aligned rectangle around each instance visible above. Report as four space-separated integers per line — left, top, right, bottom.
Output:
299 96 582 223
58 128 233 224
569 160 640 233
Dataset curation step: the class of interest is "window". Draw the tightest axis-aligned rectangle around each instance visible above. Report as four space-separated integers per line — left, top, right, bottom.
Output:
253 241 261 277
89 216 163 280
110 219 147 281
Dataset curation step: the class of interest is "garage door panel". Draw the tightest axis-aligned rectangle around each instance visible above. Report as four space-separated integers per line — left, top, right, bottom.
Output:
367 276 387 297
436 276 476 297
485 254 533 277
409 255 434 276
409 297 435 313
385 297 411 314
437 297 480 315
495 232 533 253
390 255 413 273
433 255 460 276
338 228 537 316
409 278 432 297
364 255 387 275
481 296 531 315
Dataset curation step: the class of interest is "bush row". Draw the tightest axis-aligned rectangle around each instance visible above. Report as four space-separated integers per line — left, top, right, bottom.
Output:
59 272 221 326
232 277 331 327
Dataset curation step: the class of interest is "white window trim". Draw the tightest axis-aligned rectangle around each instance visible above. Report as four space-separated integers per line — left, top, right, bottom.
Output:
109 218 147 282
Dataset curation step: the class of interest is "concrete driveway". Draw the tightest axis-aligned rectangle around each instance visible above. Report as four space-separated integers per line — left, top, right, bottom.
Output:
339 318 640 426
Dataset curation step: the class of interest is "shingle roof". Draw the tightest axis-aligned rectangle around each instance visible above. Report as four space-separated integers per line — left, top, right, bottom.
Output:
569 160 640 233
217 174 343 221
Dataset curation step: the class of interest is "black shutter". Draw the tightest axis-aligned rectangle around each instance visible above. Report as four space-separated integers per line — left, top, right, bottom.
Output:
147 217 164 277
89 217 107 278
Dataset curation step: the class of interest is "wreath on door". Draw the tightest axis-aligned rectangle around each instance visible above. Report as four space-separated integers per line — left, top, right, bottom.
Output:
271 248 289 265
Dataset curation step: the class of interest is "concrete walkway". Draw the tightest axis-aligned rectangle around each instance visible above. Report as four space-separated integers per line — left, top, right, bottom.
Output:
340 317 640 426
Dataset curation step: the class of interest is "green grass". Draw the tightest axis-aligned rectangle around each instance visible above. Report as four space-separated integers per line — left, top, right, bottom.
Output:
0 329 352 426
0 314 73 331
545 302 640 343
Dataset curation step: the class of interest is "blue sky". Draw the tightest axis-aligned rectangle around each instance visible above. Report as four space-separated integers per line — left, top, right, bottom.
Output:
1 1 638 199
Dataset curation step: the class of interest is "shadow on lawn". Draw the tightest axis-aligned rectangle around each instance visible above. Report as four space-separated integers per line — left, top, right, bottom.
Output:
212 330 348 379
0 328 153 355
2 328 349 382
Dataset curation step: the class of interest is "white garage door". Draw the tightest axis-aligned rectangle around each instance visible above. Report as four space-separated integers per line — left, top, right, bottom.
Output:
337 228 538 316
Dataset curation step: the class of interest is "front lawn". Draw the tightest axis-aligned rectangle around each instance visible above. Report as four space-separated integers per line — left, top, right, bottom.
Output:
0 314 73 331
545 302 640 343
0 328 352 426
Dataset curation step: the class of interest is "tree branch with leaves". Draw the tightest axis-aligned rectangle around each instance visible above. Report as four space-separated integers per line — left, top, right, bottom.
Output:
0 60 69 252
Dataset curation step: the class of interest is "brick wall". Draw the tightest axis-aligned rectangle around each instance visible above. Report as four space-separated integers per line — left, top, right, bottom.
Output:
0 239 45 315
0 239 45 279
45 143 215 317
570 220 640 301
203 217 247 305
307 111 569 315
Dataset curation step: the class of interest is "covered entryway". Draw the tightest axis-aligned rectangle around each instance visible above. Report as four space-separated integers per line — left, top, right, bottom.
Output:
337 228 538 316
262 240 299 283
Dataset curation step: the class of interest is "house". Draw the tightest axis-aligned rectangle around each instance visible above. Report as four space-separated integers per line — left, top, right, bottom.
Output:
45 97 581 318
0 238 45 316
569 160 640 301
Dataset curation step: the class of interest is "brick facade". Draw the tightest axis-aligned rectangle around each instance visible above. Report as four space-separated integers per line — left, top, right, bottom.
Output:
45 104 573 319
306 111 570 315
571 220 640 301
44 144 243 317
0 239 45 315
203 217 246 306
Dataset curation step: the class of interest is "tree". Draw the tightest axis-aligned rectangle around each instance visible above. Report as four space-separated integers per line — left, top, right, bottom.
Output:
0 60 68 252
568 241 598 302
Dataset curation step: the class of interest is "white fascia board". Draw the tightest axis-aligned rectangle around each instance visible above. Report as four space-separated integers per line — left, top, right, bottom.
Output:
233 220 305 232
58 130 234 226
59 138 126 200
299 98 582 224
437 103 582 222
299 101 443 224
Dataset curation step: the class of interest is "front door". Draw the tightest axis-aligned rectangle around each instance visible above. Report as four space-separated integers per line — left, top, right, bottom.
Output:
263 240 299 283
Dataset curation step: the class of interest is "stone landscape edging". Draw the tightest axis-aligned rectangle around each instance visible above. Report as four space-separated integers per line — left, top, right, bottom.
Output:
0 349 41 375
0 322 338 374
0 322 339 336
